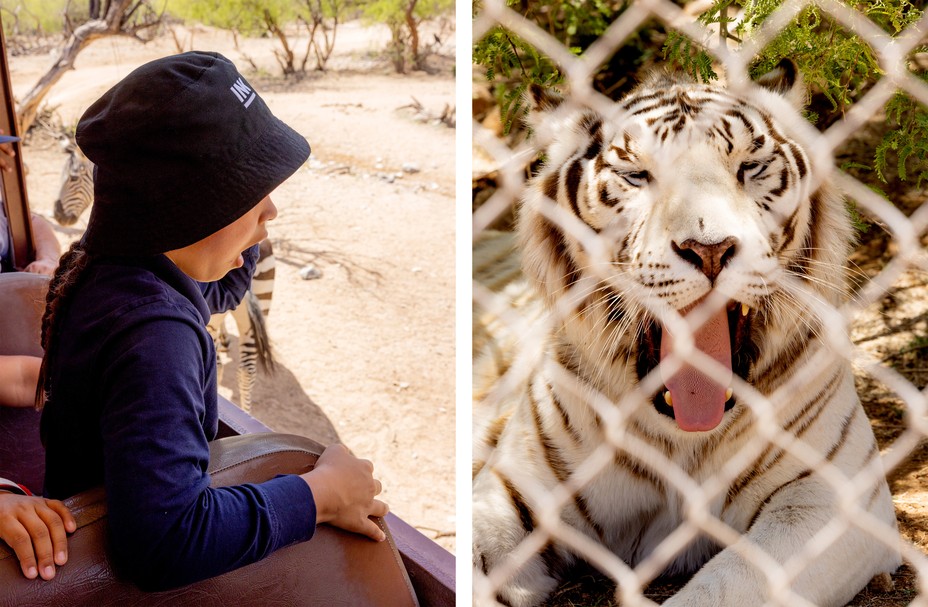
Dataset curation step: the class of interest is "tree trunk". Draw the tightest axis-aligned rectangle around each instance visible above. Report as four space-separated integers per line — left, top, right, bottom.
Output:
17 0 139 134
263 9 295 76
404 0 419 70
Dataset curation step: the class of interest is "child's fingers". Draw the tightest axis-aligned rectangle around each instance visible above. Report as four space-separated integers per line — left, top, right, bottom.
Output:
36 503 70 566
45 499 76 533
370 499 389 518
19 511 56 580
357 516 387 542
1 519 39 579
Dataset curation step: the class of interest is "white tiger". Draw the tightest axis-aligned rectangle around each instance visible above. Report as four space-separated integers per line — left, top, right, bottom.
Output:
472 61 901 606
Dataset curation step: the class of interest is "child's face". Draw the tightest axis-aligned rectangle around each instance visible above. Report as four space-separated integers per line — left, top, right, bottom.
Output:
165 195 277 282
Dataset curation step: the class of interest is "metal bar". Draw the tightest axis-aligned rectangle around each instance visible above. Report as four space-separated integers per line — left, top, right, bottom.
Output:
0 14 34 270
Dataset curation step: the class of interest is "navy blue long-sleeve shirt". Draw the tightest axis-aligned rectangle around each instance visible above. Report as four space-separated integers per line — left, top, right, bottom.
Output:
40 253 315 590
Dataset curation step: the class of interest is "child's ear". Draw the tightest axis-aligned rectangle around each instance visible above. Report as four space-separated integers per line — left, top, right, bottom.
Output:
754 58 805 109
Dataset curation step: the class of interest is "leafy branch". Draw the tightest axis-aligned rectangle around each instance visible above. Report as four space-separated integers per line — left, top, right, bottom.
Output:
662 0 924 186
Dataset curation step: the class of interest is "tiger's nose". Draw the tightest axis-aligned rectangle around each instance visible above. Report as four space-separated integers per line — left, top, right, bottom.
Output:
671 236 738 283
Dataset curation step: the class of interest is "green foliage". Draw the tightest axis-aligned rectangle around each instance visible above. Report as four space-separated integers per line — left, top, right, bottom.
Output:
361 0 453 25
661 0 924 185
663 31 717 82
359 0 453 72
848 201 872 235
166 0 296 35
876 89 928 187
0 0 69 36
473 0 635 132
473 24 564 134
167 0 350 74
475 0 928 189
665 2 890 110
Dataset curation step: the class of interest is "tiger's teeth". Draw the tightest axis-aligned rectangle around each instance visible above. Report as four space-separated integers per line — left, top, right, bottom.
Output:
725 388 733 401
664 391 673 407
741 303 749 316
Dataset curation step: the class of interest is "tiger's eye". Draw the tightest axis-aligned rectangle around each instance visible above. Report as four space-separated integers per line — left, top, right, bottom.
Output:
623 170 650 187
737 161 765 184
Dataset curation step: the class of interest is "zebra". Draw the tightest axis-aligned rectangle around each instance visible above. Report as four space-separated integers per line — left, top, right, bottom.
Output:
52 138 276 412
53 138 94 226
207 239 276 413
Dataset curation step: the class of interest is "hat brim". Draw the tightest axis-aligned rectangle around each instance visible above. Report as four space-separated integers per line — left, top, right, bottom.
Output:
83 116 310 256
198 115 311 240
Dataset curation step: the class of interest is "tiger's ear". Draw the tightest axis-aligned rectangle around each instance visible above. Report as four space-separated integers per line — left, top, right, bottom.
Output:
527 83 564 114
524 84 568 136
754 58 805 109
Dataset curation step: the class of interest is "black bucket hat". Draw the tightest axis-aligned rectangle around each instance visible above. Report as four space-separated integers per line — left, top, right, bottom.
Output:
77 51 310 256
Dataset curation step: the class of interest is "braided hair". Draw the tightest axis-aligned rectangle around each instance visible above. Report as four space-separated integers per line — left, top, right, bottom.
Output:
34 240 94 409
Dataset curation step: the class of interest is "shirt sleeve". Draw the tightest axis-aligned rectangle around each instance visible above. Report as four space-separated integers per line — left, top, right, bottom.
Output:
98 311 315 590
0 477 30 495
198 243 259 315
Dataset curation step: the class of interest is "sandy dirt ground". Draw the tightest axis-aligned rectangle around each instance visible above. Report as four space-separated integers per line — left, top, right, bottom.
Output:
10 21 457 553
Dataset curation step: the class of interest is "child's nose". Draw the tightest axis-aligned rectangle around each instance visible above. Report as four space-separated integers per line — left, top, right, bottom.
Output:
262 196 278 222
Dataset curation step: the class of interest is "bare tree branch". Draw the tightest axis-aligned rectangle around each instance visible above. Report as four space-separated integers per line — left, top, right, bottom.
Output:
17 0 162 133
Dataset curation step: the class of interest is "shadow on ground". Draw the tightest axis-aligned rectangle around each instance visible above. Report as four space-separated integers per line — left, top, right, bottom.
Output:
216 335 340 446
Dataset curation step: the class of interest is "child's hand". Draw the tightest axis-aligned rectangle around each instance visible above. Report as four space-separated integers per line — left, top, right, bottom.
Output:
302 444 389 542
0 492 76 580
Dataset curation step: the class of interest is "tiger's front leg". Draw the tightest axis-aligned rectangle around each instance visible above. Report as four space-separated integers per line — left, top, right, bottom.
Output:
663 475 901 607
473 465 571 607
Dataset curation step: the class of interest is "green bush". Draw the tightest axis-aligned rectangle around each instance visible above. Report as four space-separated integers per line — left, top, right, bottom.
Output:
166 0 347 75
165 0 298 35
0 0 69 36
474 0 928 186
360 0 455 72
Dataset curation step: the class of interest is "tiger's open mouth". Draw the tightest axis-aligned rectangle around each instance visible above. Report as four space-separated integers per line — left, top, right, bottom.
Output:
636 301 759 432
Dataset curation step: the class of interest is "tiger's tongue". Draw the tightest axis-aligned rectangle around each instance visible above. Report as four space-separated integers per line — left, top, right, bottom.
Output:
659 307 732 432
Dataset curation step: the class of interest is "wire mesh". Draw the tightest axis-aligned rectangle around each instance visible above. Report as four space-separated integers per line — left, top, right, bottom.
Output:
472 0 928 605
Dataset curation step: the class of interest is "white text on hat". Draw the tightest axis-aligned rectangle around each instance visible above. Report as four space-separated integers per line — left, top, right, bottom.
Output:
230 77 256 108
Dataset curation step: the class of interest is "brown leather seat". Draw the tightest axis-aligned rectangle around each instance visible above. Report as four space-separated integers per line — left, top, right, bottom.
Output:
0 272 420 606
0 272 48 494
0 433 419 607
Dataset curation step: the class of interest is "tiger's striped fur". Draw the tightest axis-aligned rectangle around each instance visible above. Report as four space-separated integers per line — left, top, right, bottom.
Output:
473 63 900 606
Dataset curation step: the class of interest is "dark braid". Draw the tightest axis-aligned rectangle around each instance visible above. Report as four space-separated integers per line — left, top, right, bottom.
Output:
34 240 95 409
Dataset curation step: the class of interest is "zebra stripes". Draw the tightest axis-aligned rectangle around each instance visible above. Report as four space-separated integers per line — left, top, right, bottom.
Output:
207 240 277 413
53 139 94 227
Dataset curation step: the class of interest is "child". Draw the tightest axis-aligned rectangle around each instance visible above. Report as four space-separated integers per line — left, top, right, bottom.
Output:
36 52 387 590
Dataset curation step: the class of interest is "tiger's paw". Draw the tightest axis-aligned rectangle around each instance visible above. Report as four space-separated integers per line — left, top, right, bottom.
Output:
474 544 559 607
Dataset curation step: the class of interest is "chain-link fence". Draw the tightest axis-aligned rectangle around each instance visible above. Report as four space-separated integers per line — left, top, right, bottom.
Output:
472 0 928 605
